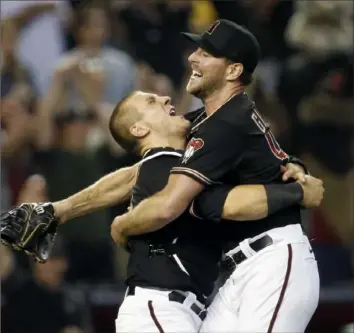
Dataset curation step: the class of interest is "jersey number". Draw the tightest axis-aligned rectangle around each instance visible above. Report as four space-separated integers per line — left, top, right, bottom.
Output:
251 110 288 160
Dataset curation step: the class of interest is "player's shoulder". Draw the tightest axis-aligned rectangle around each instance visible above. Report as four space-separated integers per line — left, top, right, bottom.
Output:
137 147 182 185
140 147 183 163
213 92 255 127
184 107 206 123
138 147 182 172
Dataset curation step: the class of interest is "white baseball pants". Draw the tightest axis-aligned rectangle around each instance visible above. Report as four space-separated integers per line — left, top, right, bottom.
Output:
200 224 320 333
115 286 204 332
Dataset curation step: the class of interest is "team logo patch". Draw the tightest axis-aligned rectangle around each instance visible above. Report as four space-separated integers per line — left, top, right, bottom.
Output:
182 138 204 164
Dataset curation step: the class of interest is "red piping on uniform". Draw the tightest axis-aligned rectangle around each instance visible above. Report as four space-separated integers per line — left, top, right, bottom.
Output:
148 300 165 333
267 244 293 333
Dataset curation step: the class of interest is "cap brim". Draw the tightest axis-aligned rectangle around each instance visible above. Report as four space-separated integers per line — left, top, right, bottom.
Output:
181 32 222 59
181 32 202 46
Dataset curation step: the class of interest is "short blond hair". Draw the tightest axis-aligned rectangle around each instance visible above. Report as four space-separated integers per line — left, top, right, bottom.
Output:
109 92 142 152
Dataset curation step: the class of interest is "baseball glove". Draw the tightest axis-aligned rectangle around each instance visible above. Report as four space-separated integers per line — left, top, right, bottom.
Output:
1 203 58 263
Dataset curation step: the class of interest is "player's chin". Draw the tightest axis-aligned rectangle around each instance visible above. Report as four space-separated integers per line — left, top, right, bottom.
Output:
186 81 201 96
170 117 189 134
172 116 189 129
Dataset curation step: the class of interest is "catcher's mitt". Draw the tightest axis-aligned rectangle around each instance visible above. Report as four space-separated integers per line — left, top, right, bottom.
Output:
1 203 58 263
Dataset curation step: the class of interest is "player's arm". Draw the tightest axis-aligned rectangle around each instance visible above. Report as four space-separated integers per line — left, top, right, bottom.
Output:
222 159 310 220
112 174 205 236
223 183 304 220
193 176 324 222
52 163 138 224
112 120 244 237
191 183 303 222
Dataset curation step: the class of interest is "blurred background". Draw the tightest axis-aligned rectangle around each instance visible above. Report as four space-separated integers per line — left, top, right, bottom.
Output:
0 1 353 332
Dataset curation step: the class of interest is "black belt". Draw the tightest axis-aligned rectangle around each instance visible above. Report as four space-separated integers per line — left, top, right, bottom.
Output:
126 286 206 320
222 234 273 272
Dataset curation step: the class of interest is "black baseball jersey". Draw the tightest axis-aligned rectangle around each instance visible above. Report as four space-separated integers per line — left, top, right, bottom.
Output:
172 92 301 253
126 148 224 300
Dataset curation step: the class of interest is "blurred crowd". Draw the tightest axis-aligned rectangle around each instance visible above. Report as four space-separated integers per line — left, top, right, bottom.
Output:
1 1 353 332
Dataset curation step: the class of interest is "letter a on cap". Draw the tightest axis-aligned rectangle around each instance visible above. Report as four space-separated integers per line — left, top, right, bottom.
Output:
207 20 220 35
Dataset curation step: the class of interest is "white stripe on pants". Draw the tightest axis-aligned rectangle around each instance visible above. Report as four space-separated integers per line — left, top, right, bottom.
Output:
116 287 203 332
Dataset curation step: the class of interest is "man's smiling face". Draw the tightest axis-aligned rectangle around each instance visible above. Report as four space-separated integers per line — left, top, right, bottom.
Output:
186 47 231 99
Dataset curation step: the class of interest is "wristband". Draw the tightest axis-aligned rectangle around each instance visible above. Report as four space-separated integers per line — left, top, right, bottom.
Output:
265 183 303 215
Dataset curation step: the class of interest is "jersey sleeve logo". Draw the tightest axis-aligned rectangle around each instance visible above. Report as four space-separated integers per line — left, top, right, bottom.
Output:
181 138 204 164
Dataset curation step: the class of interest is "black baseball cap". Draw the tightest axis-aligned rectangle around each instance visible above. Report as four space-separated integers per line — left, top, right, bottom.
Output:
181 19 261 74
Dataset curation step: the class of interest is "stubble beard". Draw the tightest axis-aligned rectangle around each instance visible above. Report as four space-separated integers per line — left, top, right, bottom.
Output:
187 75 223 101
187 78 208 100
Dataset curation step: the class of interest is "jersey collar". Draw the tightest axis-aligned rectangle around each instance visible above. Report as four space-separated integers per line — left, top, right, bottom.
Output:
190 92 248 133
142 147 183 159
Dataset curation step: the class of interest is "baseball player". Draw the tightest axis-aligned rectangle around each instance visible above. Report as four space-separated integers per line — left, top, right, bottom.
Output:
112 20 323 333
1 91 322 333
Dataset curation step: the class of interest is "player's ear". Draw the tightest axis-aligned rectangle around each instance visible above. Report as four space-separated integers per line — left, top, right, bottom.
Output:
130 122 150 138
226 63 243 82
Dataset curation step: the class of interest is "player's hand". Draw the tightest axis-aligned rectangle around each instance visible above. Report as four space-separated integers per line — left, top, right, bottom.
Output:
281 163 307 184
298 175 324 208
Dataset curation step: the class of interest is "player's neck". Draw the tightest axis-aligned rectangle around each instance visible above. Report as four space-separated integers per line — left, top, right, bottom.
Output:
203 84 245 116
139 135 186 156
